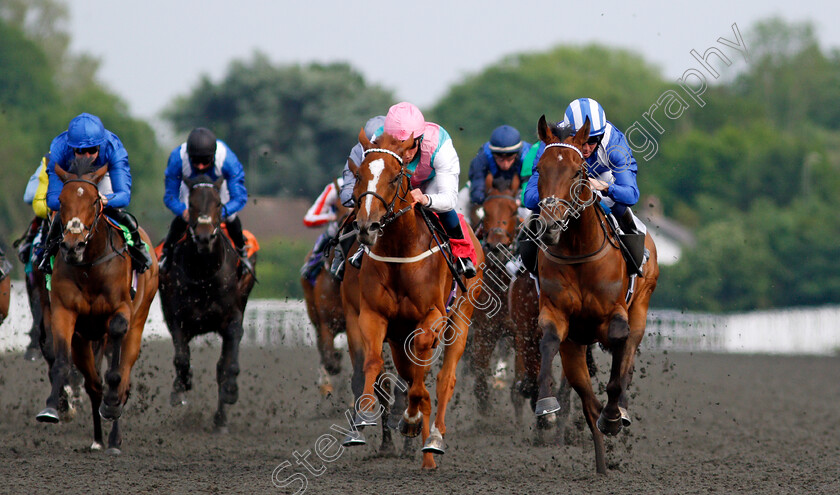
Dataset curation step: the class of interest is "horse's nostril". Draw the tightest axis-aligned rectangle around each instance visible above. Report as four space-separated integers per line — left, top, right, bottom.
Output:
369 222 381 233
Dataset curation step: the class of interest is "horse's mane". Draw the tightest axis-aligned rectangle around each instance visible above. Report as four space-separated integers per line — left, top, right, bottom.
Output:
491 176 514 192
550 121 574 142
372 132 404 150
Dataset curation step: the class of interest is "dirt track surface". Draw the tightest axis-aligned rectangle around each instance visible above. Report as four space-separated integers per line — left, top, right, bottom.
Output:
0 340 838 495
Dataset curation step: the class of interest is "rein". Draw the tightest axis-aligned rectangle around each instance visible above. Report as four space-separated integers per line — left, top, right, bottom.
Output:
356 148 414 229
59 178 127 268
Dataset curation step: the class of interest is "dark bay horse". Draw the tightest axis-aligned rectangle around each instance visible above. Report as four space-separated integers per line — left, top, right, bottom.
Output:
531 116 659 473
343 130 485 470
36 157 158 455
468 173 521 411
159 175 257 432
0 261 9 326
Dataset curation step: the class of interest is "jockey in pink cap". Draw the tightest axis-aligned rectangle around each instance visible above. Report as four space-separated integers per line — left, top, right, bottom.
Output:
364 101 477 277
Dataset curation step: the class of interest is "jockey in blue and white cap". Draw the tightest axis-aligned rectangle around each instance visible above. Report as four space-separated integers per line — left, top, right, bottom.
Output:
40 113 152 274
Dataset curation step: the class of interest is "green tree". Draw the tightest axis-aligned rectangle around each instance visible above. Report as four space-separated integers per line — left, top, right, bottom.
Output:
164 53 395 198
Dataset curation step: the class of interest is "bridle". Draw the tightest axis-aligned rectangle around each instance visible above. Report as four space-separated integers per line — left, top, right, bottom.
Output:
187 182 221 241
539 141 597 230
60 178 104 246
355 147 415 230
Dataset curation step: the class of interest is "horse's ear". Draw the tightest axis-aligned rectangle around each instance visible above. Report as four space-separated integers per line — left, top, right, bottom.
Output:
347 158 358 176
89 164 109 184
358 127 372 150
537 115 551 143
214 177 224 190
511 173 521 194
184 176 196 189
484 172 494 193
54 163 75 183
572 116 591 146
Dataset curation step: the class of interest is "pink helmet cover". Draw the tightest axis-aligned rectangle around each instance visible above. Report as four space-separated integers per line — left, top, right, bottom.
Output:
384 102 426 141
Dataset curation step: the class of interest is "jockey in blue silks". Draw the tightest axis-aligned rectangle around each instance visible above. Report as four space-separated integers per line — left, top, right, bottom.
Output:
40 113 152 274
521 98 646 274
468 125 537 218
160 127 251 273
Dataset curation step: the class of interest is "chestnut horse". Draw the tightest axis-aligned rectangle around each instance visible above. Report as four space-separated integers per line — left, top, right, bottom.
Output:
159 175 257 432
530 116 659 473
36 156 158 455
468 173 521 411
343 130 485 469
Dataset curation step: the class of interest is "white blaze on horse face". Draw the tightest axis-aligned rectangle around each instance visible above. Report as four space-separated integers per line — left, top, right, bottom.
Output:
66 217 85 235
363 158 386 216
77 187 85 197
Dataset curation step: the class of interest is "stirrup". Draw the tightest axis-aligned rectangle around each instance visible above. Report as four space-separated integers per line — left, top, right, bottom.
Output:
237 247 254 275
329 250 345 281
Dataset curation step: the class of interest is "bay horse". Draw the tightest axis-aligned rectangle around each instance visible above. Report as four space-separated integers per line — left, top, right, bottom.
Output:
343 130 485 470
36 156 158 455
468 173 521 412
531 115 659 473
0 253 9 326
159 174 257 432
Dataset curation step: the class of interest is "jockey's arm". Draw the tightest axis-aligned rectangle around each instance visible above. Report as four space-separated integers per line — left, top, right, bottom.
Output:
163 149 187 216
339 142 365 207
220 151 248 218
467 152 488 205
522 168 541 211
422 140 460 212
104 145 131 208
603 134 640 207
303 183 337 227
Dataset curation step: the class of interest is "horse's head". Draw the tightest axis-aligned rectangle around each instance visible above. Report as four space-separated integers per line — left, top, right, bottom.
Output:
481 173 520 252
535 115 596 246
184 175 224 253
55 155 108 264
349 128 416 246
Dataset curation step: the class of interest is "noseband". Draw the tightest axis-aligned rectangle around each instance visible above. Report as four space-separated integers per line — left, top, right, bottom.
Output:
539 142 597 228
356 148 414 229
61 178 104 245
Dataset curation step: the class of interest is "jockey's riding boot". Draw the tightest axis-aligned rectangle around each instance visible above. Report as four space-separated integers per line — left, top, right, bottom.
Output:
348 246 364 269
15 218 41 264
443 216 477 279
329 248 346 281
38 215 62 274
109 209 152 273
226 216 254 276
617 209 646 272
159 215 189 271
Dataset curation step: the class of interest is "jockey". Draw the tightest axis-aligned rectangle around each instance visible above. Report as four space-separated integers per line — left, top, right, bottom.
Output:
39 113 152 274
349 102 477 278
160 127 252 273
329 115 386 280
301 177 344 281
16 156 50 264
468 125 535 218
522 97 646 273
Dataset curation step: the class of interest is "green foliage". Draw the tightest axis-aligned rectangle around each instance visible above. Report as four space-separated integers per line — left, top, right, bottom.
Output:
164 53 395 198
249 237 312 300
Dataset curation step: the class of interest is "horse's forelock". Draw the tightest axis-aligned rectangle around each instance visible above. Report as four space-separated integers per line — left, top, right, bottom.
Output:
70 154 97 177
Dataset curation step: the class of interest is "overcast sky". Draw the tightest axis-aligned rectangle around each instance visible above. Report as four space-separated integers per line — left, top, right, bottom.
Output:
68 0 840 134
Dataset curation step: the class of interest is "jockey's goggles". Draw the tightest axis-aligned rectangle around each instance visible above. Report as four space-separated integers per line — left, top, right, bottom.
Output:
74 146 100 155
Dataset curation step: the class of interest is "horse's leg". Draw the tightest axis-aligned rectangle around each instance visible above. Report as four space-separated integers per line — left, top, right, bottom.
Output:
426 308 470 463
389 335 434 468
70 335 104 451
596 312 636 437
99 304 131 420
534 306 567 418
214 314 245 432
559 340 607 474
169 326 192 406
24 273 43 361
355 308 387 426
36 305 76 423
339 305 368 447
468 314 495 415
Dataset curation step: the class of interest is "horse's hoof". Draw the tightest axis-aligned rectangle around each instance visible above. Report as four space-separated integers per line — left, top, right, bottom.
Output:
341 430 366 447
421 426 445 455
23 347 41 362
36 408 60 424
214 425 230 435
98 402 122 421
106 447 122 456
90 442 104 452
318 384 334 398
220 382 238 405
596 411 623 436
386 413 402 431
536 412 557 429
619 406 632 427
398 411 423 438
170 391 188 407
353 410 379 427
534 397 561 416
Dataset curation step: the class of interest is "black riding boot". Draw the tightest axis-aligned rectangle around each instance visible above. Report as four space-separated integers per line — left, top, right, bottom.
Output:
617 208 646 272
442 219 477 279
108 208 152 273
38 215 63 274
15 218 43 264
329 233 356 281
226 216 254 276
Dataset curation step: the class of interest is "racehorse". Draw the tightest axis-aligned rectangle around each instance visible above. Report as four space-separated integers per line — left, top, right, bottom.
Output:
159 174 257 432
36 156 158 455
530 116 659 473
0 253 9 325
468 173 521 412
343 130 485 469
